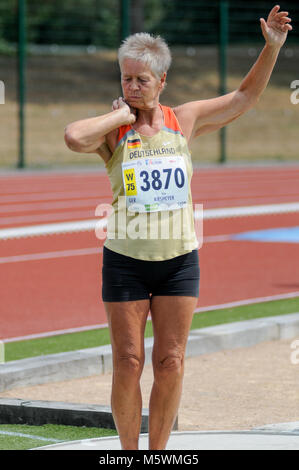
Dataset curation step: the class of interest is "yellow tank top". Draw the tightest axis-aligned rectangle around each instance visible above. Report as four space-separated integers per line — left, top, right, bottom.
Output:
103 104 198 261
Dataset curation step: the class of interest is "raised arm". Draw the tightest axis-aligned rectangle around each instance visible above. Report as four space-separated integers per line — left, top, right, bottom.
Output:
174 5 292 141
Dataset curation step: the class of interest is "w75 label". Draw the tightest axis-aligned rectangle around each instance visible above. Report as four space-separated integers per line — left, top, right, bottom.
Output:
123 168 137 196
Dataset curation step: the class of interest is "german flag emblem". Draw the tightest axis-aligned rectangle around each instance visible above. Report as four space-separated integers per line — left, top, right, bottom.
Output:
127 138 141 149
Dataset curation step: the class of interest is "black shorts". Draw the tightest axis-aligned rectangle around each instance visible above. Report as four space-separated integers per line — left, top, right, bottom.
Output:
102 246 200 302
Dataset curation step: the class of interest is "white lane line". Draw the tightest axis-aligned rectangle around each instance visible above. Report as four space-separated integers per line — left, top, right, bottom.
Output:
0 190 102 203
2 323 110 343
2 291 299 344
194 291 299 313
0 236 232 265
1 202 299 240
0 199 106 214
197 201 299 219
0 247 102 264
203 234 231 243
0 218 105 239
0 430 62 442
0 210 96 226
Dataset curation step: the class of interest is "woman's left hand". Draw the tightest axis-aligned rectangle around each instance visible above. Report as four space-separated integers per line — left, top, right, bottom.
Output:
260 5 292 49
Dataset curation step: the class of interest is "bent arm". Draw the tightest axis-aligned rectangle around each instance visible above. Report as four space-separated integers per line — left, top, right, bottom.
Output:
64 109 124 153
64 105 132 153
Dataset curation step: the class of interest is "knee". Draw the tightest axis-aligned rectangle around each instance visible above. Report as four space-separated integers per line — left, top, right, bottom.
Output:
153 353 184 379
114 353 144 379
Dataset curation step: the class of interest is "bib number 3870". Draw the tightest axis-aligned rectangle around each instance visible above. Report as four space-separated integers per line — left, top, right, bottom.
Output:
140 167 185 192
122 155 188 213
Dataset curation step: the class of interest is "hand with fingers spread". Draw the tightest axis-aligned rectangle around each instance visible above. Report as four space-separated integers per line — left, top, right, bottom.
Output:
112 97 137 125
260 5 292 48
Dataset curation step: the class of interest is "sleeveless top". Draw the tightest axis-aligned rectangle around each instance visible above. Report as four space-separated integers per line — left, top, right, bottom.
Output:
103 104 198 261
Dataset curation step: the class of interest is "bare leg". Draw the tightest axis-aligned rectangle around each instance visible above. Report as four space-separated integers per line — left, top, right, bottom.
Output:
104 299 150 450
148 295 197 450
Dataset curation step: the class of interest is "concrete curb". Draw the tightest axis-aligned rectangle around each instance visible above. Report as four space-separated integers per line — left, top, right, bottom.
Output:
0 397 151 432
0 397 179 432
1 313 299 393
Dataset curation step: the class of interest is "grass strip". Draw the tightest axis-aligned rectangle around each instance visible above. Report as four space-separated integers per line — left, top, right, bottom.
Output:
0 423 117 450
4 297 299 362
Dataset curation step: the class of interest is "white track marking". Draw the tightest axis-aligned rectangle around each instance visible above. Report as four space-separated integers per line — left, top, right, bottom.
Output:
194 291 299 313
1 202 299 240
0 237 229 265
0 199 105 214
197 202 299 219
0 218 105 239
2 291 299 344
0 430 62 442
0 247 102 264
2 323 109 343
0 210 97 226
0 190 102 203
203 234 232 243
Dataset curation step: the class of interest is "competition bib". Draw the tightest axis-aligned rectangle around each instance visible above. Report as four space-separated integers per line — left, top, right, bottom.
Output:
122 156 188 213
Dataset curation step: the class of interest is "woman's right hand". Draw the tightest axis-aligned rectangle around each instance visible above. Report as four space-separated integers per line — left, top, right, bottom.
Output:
112 97 136 125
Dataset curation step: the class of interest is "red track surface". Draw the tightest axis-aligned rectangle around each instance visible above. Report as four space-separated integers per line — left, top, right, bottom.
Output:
1 166 299 340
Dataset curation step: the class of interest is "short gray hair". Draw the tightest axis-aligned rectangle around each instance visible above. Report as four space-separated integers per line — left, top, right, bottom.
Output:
118 32 172 79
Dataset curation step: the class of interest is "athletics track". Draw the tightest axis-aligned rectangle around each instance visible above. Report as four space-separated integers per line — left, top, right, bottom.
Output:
0 165 299 341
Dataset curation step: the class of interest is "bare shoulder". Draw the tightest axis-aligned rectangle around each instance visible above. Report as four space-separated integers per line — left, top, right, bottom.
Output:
173 91 245 140
172 103 199 142
173 99 213 123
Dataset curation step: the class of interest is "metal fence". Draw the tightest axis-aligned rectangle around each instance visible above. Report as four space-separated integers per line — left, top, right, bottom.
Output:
0 0 298 169
2 1 299 48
